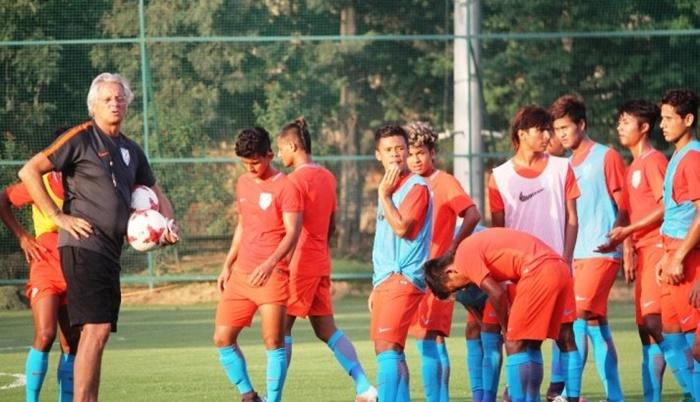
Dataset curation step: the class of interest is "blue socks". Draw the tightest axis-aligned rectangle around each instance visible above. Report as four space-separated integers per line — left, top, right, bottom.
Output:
25 347 48 402
561 350 582 398
57 353 75 402
684 332 700 401
481 332 503 402
218 345 254 395
327 329 372 395
466 339 484 402
505 352 529 402
573 319 588 368
266 348 287 402
284 335 293 369
550 342 565 383
377 350 410 402
641 344 665 402
662 333 693 396
588 324 624 402
437 342 450 402
416 340 440 402
527 349 544 401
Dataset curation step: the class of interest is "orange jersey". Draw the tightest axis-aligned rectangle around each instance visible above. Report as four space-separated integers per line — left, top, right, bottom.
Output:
662 150 700 251
426 170 475 257
488 155 579 214
453 228 563 286
287 164 337 276
622 149 667 247
234 172 302 274
6 172 64 242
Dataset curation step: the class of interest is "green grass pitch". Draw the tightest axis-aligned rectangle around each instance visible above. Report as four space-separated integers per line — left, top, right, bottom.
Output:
0 296 686 401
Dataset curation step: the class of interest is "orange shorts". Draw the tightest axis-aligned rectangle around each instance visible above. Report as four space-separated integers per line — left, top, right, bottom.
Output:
573 258 620 317
408 289 455 338
370 274 423 348
660 247 700 332
506 259 573 341
634 244 664 325
25 235 66 307
482 283 516 325
287 274 333 317
215 268 289 327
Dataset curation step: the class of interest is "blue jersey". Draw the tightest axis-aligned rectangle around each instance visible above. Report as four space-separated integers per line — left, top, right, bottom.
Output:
572 142 620 260
372 174 432 290
661 140 700 240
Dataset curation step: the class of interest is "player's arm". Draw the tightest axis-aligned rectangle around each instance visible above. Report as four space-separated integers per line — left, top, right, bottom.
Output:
218 219 243 292
248 211 302 287
150 183 179 244
18 153 91 239
448 205 480 255
480 275 508 330
378 176 428 239
563 198 578 265
0 188 47 263
488 175 505 228
667 198 700 286
328 211 336 243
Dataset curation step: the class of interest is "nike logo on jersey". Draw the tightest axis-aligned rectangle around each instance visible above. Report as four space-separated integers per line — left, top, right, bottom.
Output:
518 188 544 202
378 327 392 333
682 315 692 324
642 301 655 309
575 295 587 302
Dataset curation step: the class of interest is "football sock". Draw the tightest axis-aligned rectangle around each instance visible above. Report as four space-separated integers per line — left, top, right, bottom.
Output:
588 324 624 402
661 333 693 396
397 353 411 402
284 335 293 369
57 353 75 402
377 350 403 402
505 352 530 402
684 332 700 401
550 342 565 383
573 319 588 369
25 347 48 402
643 343 665 402
481 332 503 402
466 339 485 402
527 349 544 401
265 348 287 402
218 345 254 395
437 342 450 402
416 340 440 402
561 350 582 398
327 329 371 394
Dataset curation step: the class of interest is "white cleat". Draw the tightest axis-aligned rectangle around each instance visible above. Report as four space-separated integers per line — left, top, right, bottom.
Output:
551 396 568 402
355 385 378 402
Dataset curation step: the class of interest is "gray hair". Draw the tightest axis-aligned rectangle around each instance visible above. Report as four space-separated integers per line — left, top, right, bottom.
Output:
86 73 134 117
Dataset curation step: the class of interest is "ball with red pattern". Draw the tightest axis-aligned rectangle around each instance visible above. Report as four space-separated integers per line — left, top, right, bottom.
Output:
130 185 159 212
127 209 168 252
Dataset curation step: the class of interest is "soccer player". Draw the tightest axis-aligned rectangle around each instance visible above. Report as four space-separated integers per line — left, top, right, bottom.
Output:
598 99 692 401
405 121 480 402
424 228 575 402
370 125 432 402
213 127 302 402
489 106 581 402
551 94 626 401
276 117 377 402
18 73 179 402
0 129 78 402
655 89 700 399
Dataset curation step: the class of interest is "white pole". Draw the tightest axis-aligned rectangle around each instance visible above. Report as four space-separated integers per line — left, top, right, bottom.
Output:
453 0 483 212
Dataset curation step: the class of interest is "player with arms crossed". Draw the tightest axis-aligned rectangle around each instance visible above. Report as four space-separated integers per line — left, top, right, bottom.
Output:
598 99 692 401
489 106 581 402
214 127 302 402
276 117 377 402
424 228 575 402
405 121 480 402
656 89 700 400
551 94 626 401
0 129 79 402
370 125 432 402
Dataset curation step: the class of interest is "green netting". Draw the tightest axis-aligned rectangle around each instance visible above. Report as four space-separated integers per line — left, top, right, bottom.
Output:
2 0 700 284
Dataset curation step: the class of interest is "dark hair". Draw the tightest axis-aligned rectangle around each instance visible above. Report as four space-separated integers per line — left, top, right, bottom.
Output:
423 253 455 300
661 89 699 128
374 125 408 147
234 127 272 158
617 100 660 131
404 121 438 151
549 94 587 125
280 116 312 154
510 106 552 149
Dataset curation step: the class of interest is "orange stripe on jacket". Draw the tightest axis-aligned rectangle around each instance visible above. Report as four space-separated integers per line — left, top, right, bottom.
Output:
42 121 93 158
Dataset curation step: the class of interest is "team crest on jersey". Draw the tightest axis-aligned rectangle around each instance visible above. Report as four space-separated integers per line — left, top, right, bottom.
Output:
259 192 273 210
120 147 131 166
631 170 641 189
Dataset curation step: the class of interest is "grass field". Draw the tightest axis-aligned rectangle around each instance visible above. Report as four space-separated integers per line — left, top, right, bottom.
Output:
0 296 685 401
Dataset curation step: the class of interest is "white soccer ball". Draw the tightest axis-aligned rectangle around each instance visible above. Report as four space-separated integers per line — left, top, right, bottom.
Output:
127 209 168 252
130 185 159 211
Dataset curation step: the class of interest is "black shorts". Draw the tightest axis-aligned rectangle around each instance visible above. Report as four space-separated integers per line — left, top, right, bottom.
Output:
60 246 121 332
